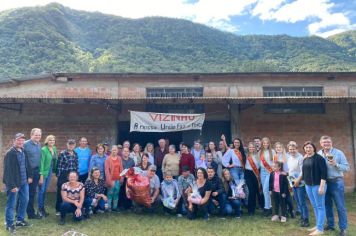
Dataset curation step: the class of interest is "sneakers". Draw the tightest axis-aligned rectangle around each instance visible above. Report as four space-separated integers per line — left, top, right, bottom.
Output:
324 226 335 231
339 229 347 236
177 214 183 218
38 209 49 218
58 218 65 226
6 224 16 234
271 215 279 222
308 226 317 232
280 216 287 223
308 230 324 236
263 208 272 217
301 219 310 227
15 220 31 227
55 212 60 216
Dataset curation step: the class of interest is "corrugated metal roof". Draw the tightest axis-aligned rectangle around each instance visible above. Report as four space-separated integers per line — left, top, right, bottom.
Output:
0 72 355 84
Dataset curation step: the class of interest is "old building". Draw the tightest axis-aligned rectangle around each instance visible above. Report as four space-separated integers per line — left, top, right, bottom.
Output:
0 72 355 191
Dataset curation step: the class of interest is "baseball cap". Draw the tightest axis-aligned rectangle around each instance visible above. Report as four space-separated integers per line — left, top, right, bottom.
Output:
67 139 76 145
14 133 25 140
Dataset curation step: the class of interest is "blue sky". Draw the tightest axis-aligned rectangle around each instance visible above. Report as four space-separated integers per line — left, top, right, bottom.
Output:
1 0 355 37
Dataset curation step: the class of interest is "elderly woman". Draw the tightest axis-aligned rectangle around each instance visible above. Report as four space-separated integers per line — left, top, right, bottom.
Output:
162 145 180 179
59 171 87 225
295 141 327 236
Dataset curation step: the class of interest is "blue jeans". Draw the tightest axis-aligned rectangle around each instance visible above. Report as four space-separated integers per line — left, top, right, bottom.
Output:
229 167 244 183
38 170 52 210
325 179 348 230
305 184 327 231
293 186 309 220
60 202 84 221
260 168 271 209
224 199 241 217
208 192 227 215
6 184 29 226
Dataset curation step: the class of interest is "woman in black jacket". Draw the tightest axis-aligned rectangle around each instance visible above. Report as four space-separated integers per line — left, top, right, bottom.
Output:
295 141 327 236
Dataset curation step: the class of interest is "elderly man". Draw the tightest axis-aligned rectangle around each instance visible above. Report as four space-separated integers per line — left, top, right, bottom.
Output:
24 128 42 219
154 139 168 182
317 135 350 236
4 133 33 233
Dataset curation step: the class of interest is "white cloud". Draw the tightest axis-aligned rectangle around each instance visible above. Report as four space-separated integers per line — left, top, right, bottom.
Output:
251 0 354 37
0 0 354 36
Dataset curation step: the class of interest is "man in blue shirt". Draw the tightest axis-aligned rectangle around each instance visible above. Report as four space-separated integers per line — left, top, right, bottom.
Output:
318 135 350 236
23 128 42 219
75 137 92 183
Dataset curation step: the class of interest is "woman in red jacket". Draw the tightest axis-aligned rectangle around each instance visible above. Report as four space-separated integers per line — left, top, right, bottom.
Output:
179 143 195 175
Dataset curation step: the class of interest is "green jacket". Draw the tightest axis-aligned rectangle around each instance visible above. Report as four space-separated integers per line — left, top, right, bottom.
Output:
39 145 57 177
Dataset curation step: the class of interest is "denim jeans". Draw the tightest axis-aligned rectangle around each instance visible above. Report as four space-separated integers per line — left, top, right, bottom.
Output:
224 199 241 217
260 168 271 209
38 169 52 210
325 178 348 230
305 184 327 232
293 186 309 220
229 167 244 183
60 202 83 221
6 184 29 226
208 192 227 215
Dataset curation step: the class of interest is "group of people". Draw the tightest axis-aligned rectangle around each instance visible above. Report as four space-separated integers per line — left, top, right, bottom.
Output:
3 128 350 236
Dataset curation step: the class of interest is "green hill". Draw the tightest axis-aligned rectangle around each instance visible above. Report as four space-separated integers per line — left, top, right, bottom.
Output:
0 3 355 77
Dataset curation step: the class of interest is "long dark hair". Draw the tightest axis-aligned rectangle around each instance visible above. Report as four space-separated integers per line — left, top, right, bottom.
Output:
233 138 246 166
196 167 208 180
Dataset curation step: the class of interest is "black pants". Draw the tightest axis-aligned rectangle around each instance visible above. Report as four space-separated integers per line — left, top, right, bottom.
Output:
118 177 132 210
56 174 68 212
272 191 287 217
245 169 260 214
156 168 163 182
286 192 294 215
27 167 40 217
187 203 209 220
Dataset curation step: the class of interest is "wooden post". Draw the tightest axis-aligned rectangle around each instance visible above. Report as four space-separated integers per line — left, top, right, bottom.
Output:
230 104 240 141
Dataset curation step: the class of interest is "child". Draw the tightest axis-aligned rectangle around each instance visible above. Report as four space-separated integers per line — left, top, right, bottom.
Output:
161 171 181 215
177 166 195 216
195 153 207 169
206 152 218 173
269 161 289 223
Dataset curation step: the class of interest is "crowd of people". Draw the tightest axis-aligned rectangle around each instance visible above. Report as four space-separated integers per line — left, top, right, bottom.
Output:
3 128 350 236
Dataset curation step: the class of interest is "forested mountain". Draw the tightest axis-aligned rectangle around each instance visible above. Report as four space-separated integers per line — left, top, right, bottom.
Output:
0 3 355 77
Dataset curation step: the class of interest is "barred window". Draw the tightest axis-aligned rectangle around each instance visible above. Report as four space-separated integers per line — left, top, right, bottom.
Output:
263 87 323 97
146 104 204 113
147 87 203 98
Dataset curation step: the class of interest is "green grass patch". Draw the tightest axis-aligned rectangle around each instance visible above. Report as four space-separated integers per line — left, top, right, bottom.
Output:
0 192 355 236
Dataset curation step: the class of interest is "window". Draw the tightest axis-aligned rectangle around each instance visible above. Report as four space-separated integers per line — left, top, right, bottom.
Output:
264 103 325 114
147 87 203 98
263 87 323 97
146 104 204 113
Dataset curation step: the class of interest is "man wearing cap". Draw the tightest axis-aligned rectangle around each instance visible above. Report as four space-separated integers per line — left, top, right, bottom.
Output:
23 128 42 219
55 139 79 214
3 133 33 233
138 165 160 212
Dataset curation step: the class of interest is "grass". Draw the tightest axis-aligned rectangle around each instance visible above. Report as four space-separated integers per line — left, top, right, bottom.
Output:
0 192 355 236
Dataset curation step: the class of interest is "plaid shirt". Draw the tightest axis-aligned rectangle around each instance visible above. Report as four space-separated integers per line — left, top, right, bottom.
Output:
56 150 78 177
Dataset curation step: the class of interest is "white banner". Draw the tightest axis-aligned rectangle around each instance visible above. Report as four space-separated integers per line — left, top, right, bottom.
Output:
130 111 205 132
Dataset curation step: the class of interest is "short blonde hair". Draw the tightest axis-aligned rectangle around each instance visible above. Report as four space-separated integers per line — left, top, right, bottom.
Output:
30 128 42 136
44 135 55 145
